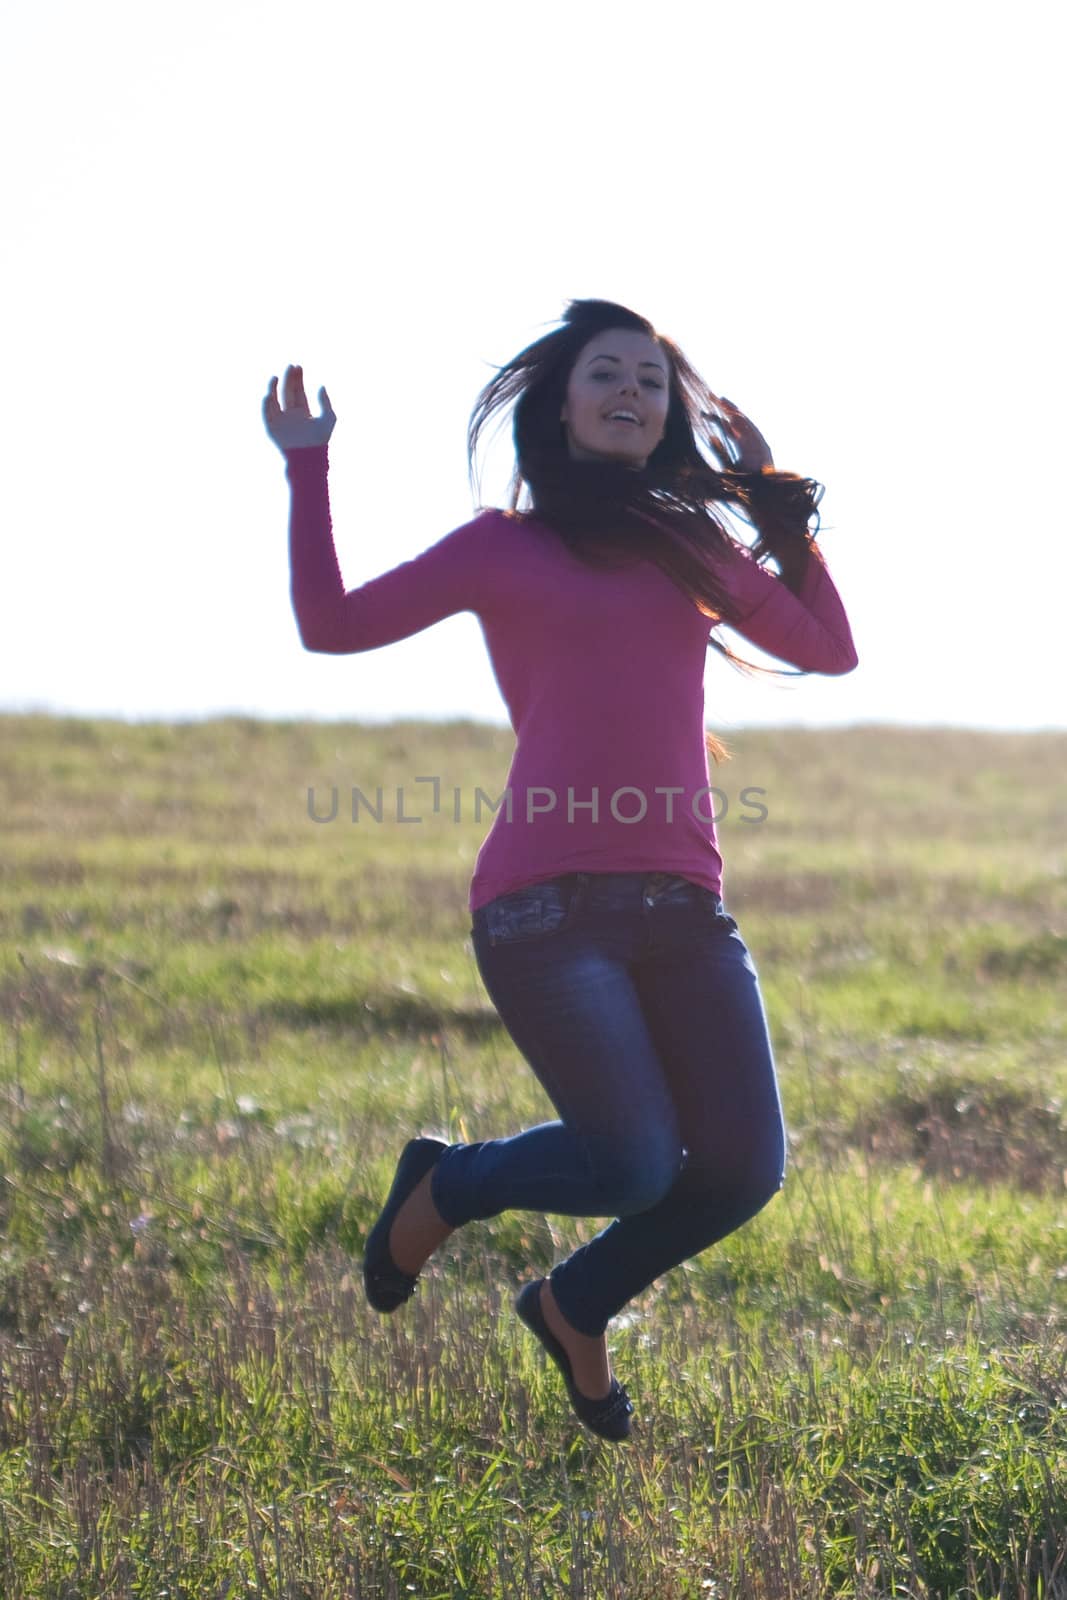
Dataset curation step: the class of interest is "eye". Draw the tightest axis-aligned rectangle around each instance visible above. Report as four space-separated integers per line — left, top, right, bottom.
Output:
590 371 665 389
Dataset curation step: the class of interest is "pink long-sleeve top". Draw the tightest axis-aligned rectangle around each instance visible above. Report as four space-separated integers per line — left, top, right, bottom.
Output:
284 444 857 913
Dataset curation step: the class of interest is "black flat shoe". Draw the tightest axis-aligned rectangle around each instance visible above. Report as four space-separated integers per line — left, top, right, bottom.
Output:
514 1278 634 1442
363 1137 449 1312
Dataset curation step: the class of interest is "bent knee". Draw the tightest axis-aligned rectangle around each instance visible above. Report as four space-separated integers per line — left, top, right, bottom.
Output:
684 1148 785 1219
736 1128 786 1210
586 1135 683 1216
737 1148 786 1212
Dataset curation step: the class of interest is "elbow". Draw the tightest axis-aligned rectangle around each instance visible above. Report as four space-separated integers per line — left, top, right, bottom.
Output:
297 622 368 655
293 606 346 653
297 622 325 653
789 641 859 676
305 638 351 656
829 646 859 676
297 623 341 654
802 643 858 676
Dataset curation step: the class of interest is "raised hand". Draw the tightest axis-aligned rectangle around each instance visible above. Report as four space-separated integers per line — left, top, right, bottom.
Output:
263 364 336 453
704 394 774 473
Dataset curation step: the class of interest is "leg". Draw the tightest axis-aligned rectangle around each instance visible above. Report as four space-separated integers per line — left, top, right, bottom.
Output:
550 907 786 1336
388 875 651 1281
433 910 687 1230
427 878 691 1394
435 876 700 1401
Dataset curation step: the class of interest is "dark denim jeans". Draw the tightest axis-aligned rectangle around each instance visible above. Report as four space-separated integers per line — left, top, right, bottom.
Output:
430 870 787 1338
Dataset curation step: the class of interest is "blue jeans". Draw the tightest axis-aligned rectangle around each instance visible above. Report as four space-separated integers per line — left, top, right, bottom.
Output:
430 871 787 1338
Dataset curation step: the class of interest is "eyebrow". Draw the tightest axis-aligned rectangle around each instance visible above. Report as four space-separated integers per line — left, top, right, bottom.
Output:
586 353 667 374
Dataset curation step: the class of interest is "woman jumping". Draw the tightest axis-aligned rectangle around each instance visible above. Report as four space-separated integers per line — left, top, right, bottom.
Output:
263 298 858 1442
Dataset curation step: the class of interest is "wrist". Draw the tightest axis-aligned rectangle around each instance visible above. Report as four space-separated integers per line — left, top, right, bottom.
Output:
774 541 817 592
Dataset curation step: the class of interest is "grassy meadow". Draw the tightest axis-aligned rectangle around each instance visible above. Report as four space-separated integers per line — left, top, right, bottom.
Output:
0 711 1065 1598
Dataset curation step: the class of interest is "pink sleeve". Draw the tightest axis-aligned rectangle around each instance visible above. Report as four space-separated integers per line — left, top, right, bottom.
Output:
713 540 859 675
285 444 488 654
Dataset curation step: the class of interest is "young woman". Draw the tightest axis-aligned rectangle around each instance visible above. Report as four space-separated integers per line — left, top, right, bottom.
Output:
263 299 857 1442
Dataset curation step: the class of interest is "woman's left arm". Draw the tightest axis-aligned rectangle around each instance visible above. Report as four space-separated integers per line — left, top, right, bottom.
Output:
707 394 858 673
713 537 858 675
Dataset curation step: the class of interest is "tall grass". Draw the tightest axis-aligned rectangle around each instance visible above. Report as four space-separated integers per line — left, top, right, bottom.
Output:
1 713 1065 1597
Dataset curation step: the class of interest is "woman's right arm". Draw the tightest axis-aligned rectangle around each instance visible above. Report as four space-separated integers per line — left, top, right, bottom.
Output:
265 366 488 654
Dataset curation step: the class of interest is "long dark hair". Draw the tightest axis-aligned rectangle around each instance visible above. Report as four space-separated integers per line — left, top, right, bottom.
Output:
467 298 826 763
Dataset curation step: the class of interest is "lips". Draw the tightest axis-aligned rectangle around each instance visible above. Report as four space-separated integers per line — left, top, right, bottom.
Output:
605 413 641 426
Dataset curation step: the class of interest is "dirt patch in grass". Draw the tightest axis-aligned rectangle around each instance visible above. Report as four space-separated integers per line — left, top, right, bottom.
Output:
977 931 1067 982
852 1078 1067 1194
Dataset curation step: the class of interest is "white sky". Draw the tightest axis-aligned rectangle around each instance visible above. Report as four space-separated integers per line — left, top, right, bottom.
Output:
3 0 1063 734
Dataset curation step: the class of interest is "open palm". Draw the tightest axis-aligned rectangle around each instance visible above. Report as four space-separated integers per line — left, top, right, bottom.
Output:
263 364 336 452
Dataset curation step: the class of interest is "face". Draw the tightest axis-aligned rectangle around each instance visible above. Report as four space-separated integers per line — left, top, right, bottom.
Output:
559 327 670 468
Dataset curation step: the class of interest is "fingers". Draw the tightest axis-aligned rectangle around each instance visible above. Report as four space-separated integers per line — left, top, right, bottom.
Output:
264 365 307 416
277 363 306 417
706 411 736 448
264 366 335 430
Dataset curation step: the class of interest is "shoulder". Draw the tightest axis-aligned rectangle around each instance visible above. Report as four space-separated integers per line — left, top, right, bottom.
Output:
470 505 530 527
464 506 552 542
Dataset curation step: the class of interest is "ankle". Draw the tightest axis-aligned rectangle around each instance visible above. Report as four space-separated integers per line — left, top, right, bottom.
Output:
540 1279 612 1398
388 1169 454 1275
542 1281 602 1347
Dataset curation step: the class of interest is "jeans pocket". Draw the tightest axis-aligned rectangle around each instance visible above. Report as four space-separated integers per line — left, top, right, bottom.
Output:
701 893 739 934
649 874 706 909
480 876 581 947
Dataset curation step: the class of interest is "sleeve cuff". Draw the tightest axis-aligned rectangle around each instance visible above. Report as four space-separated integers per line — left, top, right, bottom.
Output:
284 443 330 477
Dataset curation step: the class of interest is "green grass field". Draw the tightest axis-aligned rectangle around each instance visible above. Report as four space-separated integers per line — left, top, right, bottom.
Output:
1 712 1065 1598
